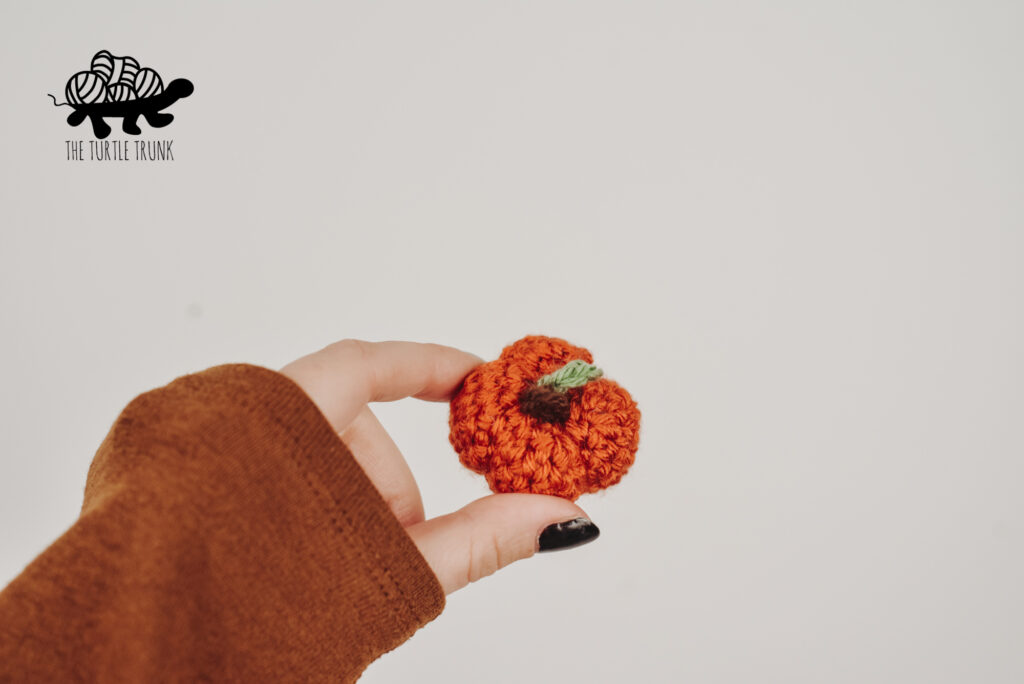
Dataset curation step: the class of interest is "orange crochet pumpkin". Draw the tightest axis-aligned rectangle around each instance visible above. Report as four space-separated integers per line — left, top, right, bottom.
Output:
448 335 641 501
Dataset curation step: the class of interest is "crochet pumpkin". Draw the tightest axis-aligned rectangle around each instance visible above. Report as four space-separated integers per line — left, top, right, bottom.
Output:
448 335 641 501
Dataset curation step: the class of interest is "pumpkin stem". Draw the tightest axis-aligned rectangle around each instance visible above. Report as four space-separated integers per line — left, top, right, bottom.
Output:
519 359 603 424
536 359 603 392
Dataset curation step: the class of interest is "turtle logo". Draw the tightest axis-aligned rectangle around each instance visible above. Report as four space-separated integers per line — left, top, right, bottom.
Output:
49 50 193 140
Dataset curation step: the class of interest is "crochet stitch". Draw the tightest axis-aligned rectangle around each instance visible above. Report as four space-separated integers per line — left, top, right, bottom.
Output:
448 335 641 501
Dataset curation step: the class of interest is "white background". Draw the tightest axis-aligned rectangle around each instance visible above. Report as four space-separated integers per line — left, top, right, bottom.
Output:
2 2 1022 682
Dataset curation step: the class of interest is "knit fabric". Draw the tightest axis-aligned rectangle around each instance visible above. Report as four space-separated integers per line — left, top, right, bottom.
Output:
449 336 641 501
0 363 445 683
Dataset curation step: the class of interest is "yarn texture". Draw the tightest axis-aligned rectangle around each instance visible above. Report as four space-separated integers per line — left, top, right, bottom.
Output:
448 335 641 501
65 71 108 105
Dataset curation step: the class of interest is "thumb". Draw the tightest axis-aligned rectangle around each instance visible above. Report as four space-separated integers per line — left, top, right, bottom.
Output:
405 493 600 595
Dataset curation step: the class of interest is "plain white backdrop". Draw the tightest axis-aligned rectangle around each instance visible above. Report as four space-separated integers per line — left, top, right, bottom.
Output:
2 2 1022 682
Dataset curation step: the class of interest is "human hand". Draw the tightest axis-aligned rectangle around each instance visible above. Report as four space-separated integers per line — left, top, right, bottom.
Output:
279 339 599 594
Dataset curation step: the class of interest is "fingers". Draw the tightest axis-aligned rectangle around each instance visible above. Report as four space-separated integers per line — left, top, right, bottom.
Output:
280 339 484 433
339 406 425 526
352 340 485 403
404 494 598 595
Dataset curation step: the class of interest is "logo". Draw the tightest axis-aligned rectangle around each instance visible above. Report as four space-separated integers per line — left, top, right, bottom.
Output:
49 50 193 140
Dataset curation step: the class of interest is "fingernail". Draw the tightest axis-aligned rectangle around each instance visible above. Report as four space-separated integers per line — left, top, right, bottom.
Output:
537 517 600 553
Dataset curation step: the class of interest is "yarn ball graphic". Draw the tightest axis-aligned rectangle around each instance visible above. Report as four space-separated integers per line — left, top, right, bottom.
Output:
90 50 139 87
65 71 108 105
133 67 164 98
106 83 138 102
449 335 640 501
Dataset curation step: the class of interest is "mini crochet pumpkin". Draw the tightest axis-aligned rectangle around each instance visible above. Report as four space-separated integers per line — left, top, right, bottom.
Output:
448 335 641 501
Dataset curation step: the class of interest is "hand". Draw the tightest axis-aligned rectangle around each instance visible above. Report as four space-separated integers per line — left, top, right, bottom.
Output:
279 339 599 594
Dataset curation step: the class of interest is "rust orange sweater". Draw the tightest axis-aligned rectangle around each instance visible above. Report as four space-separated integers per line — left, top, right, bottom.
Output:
0 363 446 683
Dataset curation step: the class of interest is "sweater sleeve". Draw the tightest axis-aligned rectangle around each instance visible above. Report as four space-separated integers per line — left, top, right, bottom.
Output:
0 363 446 683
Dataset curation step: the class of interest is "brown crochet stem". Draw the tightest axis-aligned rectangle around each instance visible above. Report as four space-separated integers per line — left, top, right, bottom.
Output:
518 383 572 424
518 359 604 424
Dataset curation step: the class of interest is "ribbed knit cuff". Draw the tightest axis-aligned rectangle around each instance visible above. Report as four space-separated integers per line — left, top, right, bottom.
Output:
210 363 447 626
84 362 446 679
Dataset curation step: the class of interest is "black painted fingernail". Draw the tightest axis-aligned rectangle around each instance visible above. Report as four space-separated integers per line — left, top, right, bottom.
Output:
537 517 600 553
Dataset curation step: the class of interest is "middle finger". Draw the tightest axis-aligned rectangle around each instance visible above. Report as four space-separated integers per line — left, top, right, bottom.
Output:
338 405 425 527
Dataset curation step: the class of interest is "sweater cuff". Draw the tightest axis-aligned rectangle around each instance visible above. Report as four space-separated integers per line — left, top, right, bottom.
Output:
222 362 447 624
88 362 446 676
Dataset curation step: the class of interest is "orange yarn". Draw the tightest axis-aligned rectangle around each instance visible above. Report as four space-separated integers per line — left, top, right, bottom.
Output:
448 335 641 501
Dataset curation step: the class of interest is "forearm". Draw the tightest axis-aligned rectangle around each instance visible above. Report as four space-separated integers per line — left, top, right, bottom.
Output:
0 363 444 683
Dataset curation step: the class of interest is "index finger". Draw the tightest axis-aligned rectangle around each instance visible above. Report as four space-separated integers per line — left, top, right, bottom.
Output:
279 339 485 433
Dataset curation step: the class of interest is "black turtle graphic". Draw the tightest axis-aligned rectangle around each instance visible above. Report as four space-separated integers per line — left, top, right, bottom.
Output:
50 50 193 139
